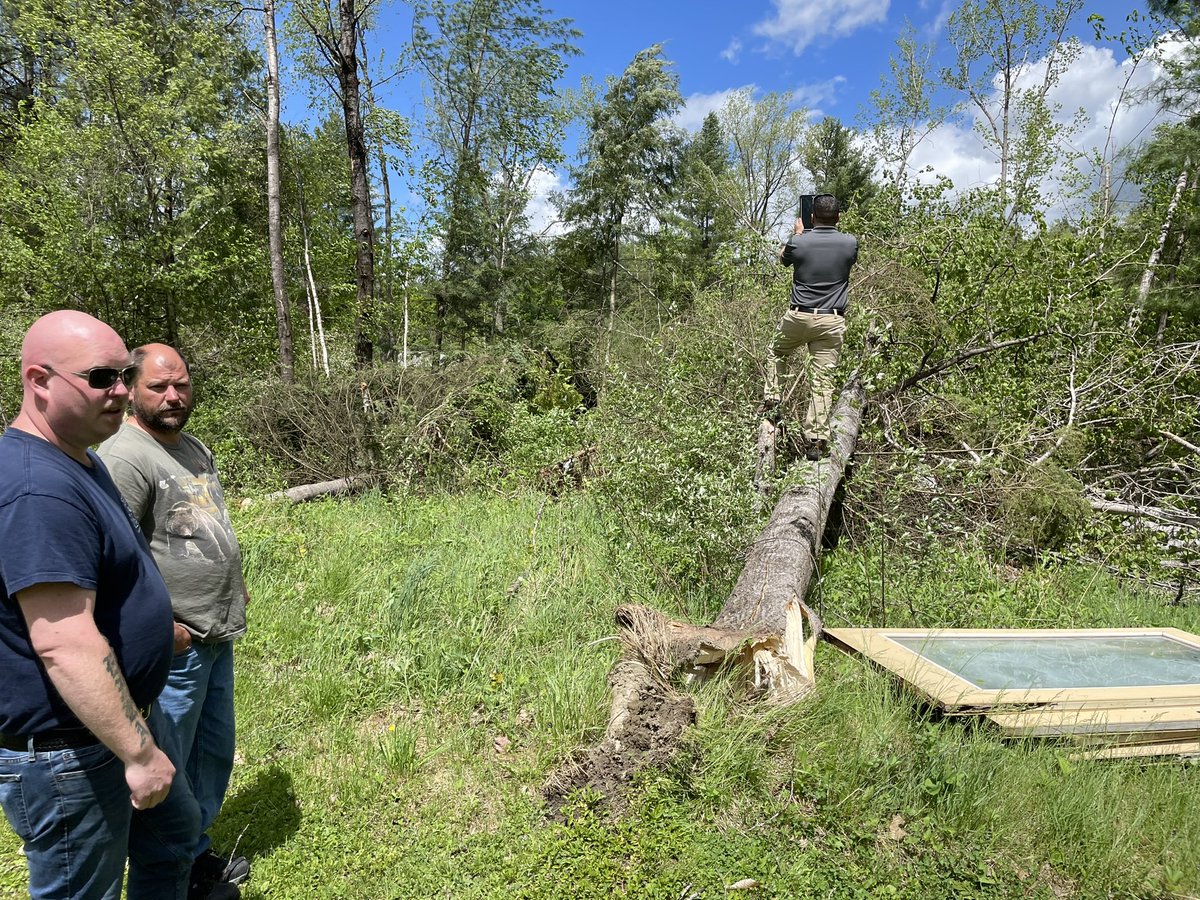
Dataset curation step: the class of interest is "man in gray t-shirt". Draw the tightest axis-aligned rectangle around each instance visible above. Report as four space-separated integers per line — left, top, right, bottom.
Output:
98 344 249 900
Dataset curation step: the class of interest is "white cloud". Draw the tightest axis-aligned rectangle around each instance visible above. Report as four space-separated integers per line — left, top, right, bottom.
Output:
922 0 955 37
791 76 847 115
674 87 754 132
898 40 1170 218
721 38 743 64
753 0 890 54
524 167 567 238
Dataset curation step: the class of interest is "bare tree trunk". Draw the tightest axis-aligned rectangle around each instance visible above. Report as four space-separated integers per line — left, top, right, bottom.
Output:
402 272 410 368
295 171 330 376
264 0 295 383
1135 163 1189 319
337 0 376 366
358 32 395 358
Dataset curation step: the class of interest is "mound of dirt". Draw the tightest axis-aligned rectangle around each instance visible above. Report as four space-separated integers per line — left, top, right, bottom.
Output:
544 663 695 817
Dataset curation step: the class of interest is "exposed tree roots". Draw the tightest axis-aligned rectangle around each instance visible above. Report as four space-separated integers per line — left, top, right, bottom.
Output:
544 377 865 813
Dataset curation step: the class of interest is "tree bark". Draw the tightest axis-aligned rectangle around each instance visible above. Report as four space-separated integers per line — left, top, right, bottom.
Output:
546 376 866 810
260 475 375 505
337 0 376 366
717 376 865 633
264 0 294 383
1135 163 1189 317
357 32 395 359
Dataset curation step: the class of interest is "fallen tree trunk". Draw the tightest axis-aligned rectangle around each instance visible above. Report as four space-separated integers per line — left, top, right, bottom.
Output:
546 376 866 813
719 377 866 633
264 475 376 505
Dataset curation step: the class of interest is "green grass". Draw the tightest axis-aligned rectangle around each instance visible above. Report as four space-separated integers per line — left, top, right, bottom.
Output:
2 491 1199 898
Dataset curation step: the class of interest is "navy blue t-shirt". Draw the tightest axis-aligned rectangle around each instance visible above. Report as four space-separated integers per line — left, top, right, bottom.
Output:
0 428 174 735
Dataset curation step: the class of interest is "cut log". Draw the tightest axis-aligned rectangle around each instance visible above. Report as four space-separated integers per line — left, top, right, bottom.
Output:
262 475 375 505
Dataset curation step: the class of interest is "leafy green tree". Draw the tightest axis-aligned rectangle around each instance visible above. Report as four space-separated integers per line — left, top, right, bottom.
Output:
412 0 579 349
802 116 878 209
673 112 733 262
0 0 269 357
868 24 947 198
561 44 683 321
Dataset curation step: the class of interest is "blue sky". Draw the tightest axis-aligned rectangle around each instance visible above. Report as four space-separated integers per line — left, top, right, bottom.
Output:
287 0 1168 229
546 0 1149 124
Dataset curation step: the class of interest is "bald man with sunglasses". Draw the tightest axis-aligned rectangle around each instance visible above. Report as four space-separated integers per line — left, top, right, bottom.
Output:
0 311 205 899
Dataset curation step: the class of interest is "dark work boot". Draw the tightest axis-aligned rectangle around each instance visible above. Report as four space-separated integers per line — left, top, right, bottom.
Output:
190 849 250 900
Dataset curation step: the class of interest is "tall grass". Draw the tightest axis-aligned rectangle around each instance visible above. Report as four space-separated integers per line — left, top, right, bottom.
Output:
1 492 1197 898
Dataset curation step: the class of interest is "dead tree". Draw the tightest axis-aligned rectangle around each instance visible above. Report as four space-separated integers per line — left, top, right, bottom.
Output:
546 376 866 812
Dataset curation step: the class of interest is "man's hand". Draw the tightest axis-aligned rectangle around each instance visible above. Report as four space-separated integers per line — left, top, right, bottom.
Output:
173 622 193 654
793 216 805 235
125 746 175 809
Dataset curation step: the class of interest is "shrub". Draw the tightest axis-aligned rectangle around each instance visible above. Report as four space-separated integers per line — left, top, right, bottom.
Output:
999 463 1091 555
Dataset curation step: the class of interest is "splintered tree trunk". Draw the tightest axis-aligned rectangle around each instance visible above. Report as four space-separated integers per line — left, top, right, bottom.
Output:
546 376 866 813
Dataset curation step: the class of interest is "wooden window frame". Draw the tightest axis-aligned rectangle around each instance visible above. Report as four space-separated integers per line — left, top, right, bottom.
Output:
825 627 1200 710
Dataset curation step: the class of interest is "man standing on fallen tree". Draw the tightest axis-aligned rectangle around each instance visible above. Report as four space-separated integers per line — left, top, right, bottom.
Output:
765 193 858 461
100 344 249 900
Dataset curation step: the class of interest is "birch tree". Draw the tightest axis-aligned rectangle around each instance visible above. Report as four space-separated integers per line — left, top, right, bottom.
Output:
942 0 1085 220
718 89 808 238
264 0 295 382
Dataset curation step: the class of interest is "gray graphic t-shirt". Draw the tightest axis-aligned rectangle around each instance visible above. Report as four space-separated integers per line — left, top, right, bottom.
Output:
99 423 247 641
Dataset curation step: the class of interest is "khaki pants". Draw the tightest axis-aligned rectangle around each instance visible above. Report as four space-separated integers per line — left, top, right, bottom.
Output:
764 309 845 442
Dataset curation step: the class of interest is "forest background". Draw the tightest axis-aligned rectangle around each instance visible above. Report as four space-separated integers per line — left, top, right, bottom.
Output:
1 0 1200 895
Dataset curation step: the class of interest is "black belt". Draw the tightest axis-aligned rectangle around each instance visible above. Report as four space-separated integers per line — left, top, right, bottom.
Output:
792 306 844 316
0 705 152 752
0 726 98 752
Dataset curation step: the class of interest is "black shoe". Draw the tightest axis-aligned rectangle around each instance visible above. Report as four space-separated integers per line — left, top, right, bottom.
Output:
203 884 241 900
804 441 821 461
190 849 250 899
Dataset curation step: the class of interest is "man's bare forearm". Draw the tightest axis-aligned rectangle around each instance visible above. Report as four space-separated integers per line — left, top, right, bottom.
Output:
100 650 153 753
42 632 157 764
18 584 159 764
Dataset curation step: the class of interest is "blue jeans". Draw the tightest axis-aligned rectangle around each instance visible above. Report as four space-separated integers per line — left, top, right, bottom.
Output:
157 640 236 859
0 704 199 900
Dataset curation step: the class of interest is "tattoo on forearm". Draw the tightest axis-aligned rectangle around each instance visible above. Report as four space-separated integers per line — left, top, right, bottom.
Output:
102 651 151 748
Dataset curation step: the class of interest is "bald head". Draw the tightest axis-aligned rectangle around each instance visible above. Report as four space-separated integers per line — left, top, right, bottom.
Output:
14 310 132 463
21 311 127 376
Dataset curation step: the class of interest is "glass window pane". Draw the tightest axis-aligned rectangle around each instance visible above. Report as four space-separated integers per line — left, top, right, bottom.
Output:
889 634 1200 690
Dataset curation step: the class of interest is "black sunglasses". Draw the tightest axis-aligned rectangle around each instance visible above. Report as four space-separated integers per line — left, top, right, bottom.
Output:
43 363 139 390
